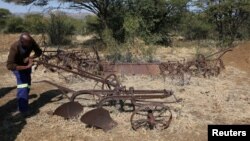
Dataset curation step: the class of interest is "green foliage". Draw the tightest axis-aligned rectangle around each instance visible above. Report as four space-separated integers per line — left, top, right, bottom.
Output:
84 15 101 35
123 14 140 42
102 28 122 62
0 8 11 31
142 46 157 63
204 0 250 46
3 0 250 50
128 0 188 45
23 13 47 34
47 12 75 45
68 18 87 35
59 0 188 46
2 0 189 46
238 16 250 39
4 16 26 33
180 12 214 40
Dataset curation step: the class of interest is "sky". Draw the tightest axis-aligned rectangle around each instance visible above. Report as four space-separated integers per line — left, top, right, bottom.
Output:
0 0 199 14
0 0 89 14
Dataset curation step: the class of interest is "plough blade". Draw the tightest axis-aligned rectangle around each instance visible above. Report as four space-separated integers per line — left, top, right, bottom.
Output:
80 108 117 131
53 102 83 119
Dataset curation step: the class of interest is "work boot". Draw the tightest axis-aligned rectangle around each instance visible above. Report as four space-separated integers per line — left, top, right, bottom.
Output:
12 110 32 119
11 111 26 121
20 110 32 118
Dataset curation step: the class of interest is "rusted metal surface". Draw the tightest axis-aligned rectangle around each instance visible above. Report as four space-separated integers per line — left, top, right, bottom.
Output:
95 89 174 108
130 104 172 130
32 47 233 131
70 88 173 102
159 48 232 84
34 49 181 131
102 63 161 76
35 60 120 88
39 47 102 76
53 101 83 119
195 48 232 77
33 80 75 100
80 108 117 131
35 78 176 130
34 59 178 130
39 47 231 80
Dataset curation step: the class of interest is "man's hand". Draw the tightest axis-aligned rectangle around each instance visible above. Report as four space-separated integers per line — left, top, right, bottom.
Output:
27 58 33 68
23 57 29 63
15 59 33 70
24 56 36 63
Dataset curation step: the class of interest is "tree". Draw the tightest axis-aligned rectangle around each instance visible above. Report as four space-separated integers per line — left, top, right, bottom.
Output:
46 12 75 45
3 0 49 5
179 12 213 40
23 13 47 34
3 0 188 46
0 8 11 31
83 15 101 35
4 16 26 33
125 0 188 45
123 14 140 42
191 0 250 46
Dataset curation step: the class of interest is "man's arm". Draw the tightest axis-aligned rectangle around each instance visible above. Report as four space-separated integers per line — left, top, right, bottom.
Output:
23 41 42 63
6 45 18 70
30 41 42 59
15 65 32 70
7 44 33 71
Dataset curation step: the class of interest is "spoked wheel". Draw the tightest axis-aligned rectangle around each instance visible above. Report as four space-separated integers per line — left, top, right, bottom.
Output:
92 81 105 102
102 74 121 91
130 104 172 131
102 74 121 99
101 74 127 108
92 74 121 105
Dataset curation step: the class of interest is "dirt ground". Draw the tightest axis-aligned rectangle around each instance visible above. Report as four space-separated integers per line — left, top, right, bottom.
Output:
0 35 249 141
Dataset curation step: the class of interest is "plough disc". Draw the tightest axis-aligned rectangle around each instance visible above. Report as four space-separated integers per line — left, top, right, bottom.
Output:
80 108 117 131
53 101 83 119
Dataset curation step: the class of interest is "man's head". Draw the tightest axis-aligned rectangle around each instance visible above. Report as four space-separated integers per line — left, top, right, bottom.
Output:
20 32 33 48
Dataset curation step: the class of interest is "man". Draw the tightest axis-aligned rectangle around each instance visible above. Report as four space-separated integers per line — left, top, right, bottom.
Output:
6 32 42 116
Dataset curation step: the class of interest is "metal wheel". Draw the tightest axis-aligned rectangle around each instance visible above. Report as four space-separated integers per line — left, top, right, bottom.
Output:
130 104 172 131
102 74 121 91
101 74 127 108
92 81 105 102
91 74 121 104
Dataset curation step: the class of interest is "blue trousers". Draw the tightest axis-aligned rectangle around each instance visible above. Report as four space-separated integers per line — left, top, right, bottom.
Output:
13 69 31 113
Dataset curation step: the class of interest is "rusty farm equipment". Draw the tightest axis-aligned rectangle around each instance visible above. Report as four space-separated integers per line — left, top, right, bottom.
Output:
159 48 232 85
34 59 180 131
39 46 232 82
39 46 103 77
32 47 231 131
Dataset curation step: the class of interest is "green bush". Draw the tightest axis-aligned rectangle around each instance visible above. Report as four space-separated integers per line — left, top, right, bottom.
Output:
0 8 11 32
4 16 26 33
47 12 75 45
84 15 101 35
23 13 47 34
180 13 214 40
123 14 140 42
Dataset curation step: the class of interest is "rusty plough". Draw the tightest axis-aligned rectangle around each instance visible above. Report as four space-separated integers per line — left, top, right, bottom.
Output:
32 47 231 131
40 46 102 76
34 60 180 131
40 47 232 85
159 48 232 84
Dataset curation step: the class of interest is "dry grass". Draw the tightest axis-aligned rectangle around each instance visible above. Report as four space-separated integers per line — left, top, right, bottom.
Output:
0 34 45 51
0 34 19 51
0 34 250 141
